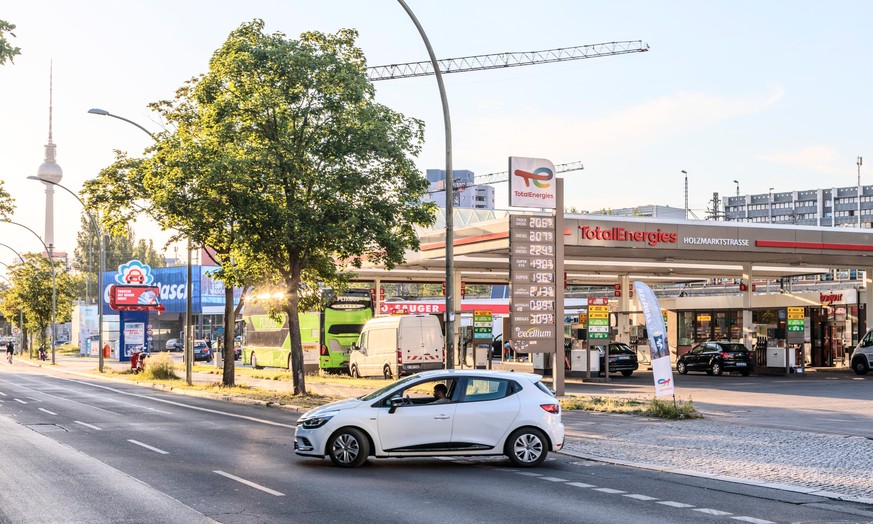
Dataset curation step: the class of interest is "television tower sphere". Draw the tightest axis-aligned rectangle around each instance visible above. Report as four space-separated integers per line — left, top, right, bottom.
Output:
37 156 63 184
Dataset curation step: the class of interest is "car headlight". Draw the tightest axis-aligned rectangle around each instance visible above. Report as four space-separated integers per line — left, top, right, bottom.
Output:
300 410 339 429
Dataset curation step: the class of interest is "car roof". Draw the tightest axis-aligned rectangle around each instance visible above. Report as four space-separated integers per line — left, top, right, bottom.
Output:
410 369 543 382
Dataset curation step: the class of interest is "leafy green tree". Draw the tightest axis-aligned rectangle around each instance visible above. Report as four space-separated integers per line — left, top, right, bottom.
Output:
1 254 75 352
84 21 435 394
0 20 20 66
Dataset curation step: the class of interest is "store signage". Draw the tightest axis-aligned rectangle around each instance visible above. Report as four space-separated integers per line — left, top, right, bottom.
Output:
109 285 164 312
473 310 493 340
683 237 750 247
509 214 558 352
508 156 557 209
578 226 678 246
820 292 843 305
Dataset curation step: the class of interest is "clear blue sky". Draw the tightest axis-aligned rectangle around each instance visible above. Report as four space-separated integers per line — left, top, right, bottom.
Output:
1 1 870 264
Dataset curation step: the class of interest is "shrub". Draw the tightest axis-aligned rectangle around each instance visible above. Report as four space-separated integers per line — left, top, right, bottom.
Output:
143 352 178 380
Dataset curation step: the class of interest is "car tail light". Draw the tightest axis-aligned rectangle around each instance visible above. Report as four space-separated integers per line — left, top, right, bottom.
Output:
319 344 328 356
397 348 403 364
540 404 559 414
721 351 730 359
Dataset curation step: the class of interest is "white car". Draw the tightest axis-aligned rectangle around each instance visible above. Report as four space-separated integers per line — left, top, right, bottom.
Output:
294 369 564 468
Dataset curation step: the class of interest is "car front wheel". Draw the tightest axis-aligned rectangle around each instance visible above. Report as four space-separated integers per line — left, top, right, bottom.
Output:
506 427 548 467
621 370 633 377
853 358 869 375
328 427 369 468
677 361 688 375
350 365 360 378
383 365 393 380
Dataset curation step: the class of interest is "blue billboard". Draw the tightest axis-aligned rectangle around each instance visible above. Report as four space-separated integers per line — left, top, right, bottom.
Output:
101 265 240 315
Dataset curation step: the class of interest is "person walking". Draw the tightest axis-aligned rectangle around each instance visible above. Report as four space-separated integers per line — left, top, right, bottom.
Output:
6 339 13 364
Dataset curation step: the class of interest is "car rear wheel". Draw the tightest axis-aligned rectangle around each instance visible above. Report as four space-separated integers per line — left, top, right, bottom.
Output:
711 361 723 376
506 427 548 467
251 354 263 370
853 358 869 375
328 427 369 468
677 361 688 374
350 365 360 378
383 365 393 380
620 370 633 377
740 369 752 377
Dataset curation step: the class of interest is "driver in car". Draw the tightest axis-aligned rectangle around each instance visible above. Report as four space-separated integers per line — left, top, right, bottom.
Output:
431 383 450 404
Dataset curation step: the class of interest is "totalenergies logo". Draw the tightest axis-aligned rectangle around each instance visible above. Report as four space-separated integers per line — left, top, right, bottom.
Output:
513 166 553 189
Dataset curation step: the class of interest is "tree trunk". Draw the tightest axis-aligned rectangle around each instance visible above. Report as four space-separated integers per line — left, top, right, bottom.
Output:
286 270 306 396
221 285 235 387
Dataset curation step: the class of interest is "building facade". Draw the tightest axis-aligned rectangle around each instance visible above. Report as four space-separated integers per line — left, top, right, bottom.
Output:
724 185 873 227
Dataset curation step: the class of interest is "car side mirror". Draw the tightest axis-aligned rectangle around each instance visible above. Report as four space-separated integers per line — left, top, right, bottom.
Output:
388 395 404 414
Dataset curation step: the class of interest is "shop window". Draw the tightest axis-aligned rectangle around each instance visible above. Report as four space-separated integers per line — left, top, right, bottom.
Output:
678 312 694 346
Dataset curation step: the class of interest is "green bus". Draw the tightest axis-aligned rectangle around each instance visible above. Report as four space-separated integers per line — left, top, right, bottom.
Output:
242 290 374 374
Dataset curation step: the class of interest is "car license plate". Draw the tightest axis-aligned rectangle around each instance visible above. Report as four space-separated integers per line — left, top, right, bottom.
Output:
735 362 746 366
617 356 629 360
407 364 420 369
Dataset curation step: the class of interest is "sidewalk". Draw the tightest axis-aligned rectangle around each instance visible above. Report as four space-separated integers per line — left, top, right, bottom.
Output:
16 354 873 505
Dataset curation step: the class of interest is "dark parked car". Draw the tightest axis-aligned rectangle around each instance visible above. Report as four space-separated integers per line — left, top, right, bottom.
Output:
677 341 753 376
593 342 639 377
191 340 213 362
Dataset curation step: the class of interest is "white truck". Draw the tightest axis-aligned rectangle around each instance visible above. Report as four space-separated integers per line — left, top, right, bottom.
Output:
349 315 445 379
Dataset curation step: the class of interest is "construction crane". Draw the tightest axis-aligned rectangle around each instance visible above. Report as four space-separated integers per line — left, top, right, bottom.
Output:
427 161 584 194
367 41 649 81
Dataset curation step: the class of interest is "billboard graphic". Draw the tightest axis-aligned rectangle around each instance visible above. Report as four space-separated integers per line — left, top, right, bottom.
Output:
634 281 675 398
509 156 556 209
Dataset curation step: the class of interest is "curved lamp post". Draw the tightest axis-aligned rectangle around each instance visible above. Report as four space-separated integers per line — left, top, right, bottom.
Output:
397 0 456 368
2 220 56 364
88 108 194 384
0 243 27 353
27 176 105 372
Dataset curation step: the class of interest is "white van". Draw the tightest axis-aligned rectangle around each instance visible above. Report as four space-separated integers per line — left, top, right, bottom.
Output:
851 327 873 374
349 315 445 379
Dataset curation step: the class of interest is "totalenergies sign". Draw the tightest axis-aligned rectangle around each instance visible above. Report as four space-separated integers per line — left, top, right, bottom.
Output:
509 156 556 209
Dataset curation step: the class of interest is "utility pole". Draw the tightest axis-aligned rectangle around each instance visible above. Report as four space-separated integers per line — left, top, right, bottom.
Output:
682 170 688 219
858 156 863 228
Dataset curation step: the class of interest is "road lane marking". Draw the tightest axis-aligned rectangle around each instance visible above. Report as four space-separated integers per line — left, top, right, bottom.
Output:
74 421 102 431
658 501 694 508
731 518 775 524
539 477 568 482
38 408 57 415
593 488 626 494
49 385 172 414
566 482 596 488
14 398 26 404
213 470 284 496
515 472 542 477
0 391 6 396
27 396 41 402
128 439 169 455
695 508 732 516
624 494 658 501
0 379 122 415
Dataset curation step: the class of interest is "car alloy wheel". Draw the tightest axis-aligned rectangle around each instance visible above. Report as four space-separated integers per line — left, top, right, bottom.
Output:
677 361 687 375
328 427 369 468
350 365 360 378
711 361 723 376
853 359 869 375
506 427 547 467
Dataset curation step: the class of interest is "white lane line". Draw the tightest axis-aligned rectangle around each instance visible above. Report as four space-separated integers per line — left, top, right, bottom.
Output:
14 398 26 404
38 408 57 415
731 518 775 524
213 470 284 496
695 508 732 516
658 501 694 508
593 488 626 494
128 439 169 455
27 396 41 402
539 477 568 482
624 494 658 501
74 421 102 431
515 472 542 477
0 379 121 415
566 482 596 488
50 385 172 415
0 391 7 396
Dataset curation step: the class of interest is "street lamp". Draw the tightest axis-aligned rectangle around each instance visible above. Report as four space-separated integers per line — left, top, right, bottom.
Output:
27 176 105 372
88 107 194 384
733 179 740 197
2 220 56 364
397 1 456 368
769 187 775 223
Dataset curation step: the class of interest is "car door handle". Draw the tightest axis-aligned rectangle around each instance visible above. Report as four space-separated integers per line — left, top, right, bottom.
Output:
433 415 450 420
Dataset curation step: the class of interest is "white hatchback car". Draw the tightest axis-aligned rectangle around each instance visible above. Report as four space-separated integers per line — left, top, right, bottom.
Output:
295 369 564 468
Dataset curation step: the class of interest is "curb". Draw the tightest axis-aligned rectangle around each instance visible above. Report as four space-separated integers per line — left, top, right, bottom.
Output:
558 448 873 506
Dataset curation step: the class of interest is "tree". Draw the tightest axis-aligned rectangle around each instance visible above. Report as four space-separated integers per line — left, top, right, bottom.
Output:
0 20 20 66
84 21 435 394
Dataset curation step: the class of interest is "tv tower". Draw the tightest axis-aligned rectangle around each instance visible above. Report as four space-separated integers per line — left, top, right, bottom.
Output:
36 63 63 249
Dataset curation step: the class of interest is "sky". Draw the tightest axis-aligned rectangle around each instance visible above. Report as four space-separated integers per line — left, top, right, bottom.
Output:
1 1 871 267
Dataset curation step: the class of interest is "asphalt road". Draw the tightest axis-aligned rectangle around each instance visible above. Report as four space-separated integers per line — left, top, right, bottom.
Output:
2 364 873 523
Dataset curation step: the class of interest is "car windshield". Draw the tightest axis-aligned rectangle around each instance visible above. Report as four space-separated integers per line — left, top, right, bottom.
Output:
358 375 418 401
720 343 748 352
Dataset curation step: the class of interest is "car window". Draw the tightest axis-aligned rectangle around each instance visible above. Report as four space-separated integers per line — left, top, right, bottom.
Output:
391 379 456 405
460 378 512 402
360 375 417 401
609 343 635 355
689 345 701 354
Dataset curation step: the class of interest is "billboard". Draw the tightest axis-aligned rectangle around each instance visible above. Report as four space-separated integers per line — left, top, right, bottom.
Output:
508 156 557 209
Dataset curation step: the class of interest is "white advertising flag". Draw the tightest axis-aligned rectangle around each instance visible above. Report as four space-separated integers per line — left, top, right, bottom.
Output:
508 156 557 209
634 281 675 398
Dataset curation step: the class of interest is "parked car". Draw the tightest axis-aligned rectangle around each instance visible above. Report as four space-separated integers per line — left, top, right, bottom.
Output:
295 369 564 468
677 341 753 376
592 342 639 377
165 338 184 352
191 339 213 362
